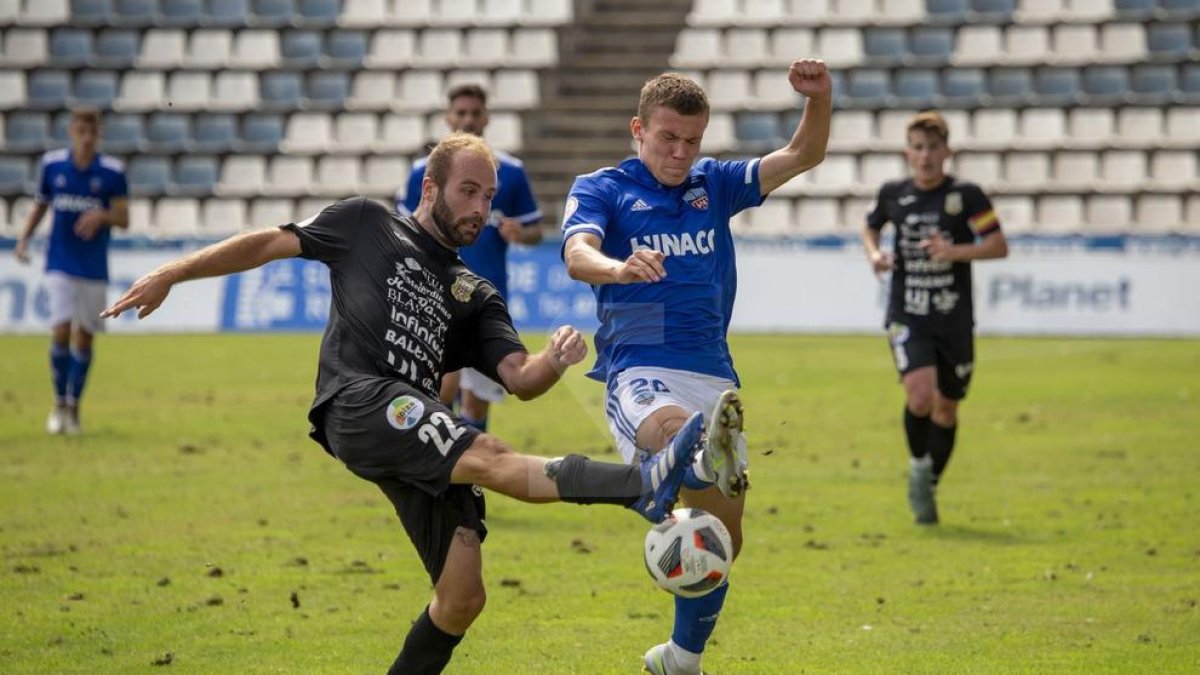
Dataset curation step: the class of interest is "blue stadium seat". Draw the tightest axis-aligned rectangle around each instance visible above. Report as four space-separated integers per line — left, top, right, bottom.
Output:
209 0 250 27
1113 0 1156 18
847 69 892 106
28 71 73 110
0 157 30 196
971 0 1015 18
827 70 848 107
281 31 322 68
1146 24 1192 58
1181 63 1200 104
241 113 284 151
147 114 191 152
128 157 172 196
72 71 118 108
251 0 294 28
102 113 145 153
71 0 114 26
297 0 339 26
895 69 938 106
1035 67 1082 105
864 28 907 63
326 31 368 68
910 27 954 63
941 69 986 105
112 0 158 27
173 156 218 195
989 67 1033 104
193 114 237 153
926 0 969 21
49 29 94 67
735 112 782 151
1161 0 1200 19
1130 64 1177 103
94 29 140 68
5 113 50 153
1082 66 1131 104
260 72 302 110
161 0 204 26
306 72 349 109
50 113 71 147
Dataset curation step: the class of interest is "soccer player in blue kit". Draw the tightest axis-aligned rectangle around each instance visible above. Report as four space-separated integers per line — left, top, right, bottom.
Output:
396 84 542 433
562 61 833 674
14 108 129 435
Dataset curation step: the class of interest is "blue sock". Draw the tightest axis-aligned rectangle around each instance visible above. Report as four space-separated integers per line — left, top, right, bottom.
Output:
672 581 729 653
68 348 93 403
50 344 71 402
460 413 487 433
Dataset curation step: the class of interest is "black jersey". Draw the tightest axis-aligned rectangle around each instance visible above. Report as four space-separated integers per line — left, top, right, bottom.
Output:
281 197 526 444
866 176 1001 325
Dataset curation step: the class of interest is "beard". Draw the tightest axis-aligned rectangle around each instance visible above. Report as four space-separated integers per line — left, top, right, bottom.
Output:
431 192 483 247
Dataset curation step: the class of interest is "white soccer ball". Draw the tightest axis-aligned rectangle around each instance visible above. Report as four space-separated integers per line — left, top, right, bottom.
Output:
643 508 733 598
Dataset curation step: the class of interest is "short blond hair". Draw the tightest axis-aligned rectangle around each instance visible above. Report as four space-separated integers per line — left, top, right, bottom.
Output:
69 107 102 129
637 72 709 123
907 110 949 144
425 132 497 188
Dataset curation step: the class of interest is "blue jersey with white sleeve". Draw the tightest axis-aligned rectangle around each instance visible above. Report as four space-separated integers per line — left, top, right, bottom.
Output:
396 151 541 299
35 149 128 281
562 156 765 385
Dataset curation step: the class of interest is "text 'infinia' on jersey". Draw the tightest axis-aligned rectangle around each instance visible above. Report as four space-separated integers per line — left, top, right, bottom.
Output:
628 229 717 257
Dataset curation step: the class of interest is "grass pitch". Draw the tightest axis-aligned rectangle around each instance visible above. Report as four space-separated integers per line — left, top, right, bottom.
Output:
1 333 1198 674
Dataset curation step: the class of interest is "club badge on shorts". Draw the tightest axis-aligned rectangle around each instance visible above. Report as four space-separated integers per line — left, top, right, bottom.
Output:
386 396 424 430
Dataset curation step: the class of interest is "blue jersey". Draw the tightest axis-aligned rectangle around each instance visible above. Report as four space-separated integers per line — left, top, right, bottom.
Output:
396 150 540 299
562 156 764 385
35 148 128 281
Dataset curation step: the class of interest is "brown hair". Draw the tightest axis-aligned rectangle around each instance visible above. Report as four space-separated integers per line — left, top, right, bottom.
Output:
425 132 497 188
447 83 487 108
637 72 709 123
69 107 102 128
906 110 949 144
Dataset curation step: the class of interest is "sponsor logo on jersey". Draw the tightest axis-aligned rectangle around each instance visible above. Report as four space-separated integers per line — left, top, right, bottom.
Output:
631 198 653 212
898 195 917 206
629 229 717 257
945 192 962 215
386 395 425 430
52 194 104 214
683 187 709 211
451 274 478 302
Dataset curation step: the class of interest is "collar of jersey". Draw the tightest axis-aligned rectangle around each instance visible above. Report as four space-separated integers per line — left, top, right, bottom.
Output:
398 214 459 260
67 150 101 173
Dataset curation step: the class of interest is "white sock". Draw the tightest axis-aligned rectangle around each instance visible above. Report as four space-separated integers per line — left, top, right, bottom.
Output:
690 451 715 483
910 455 932 470
667 640 702 674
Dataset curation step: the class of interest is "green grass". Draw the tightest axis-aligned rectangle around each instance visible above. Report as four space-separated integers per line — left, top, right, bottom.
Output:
1 334 1198 674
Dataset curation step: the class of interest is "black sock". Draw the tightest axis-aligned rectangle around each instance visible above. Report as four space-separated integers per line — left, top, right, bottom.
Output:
903 406 932 460
389 606 463 675
928 422 958 485
546 454 641 506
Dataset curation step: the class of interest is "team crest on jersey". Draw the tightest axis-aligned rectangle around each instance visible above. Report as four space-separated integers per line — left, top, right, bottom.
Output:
54 174 66 188
562 196 578 225
451 274 478 302
887 322 910 345
683 187 709 211
385 396 424 430
944 192 962 215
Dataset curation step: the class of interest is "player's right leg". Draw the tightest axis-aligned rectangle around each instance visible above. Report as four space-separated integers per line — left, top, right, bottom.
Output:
44 273 76 434
889 321 939 524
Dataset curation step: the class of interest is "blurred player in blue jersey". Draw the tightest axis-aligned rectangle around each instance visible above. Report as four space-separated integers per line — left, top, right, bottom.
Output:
562 61 832 675
396 84 542 433
862 111 1008 525
14 108 129 435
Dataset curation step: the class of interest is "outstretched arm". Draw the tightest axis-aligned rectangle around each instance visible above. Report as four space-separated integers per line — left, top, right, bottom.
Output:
758 59 834 196
495 325 588 401
102 228 302 319
563 233 667 285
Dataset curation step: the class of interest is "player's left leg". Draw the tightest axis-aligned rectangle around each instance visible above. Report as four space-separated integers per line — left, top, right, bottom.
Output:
62 276 107 434
929 328 973 488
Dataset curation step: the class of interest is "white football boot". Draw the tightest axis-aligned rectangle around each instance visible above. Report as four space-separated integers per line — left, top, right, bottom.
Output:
643 643 707 675
697 390 748 498
46 405 66 435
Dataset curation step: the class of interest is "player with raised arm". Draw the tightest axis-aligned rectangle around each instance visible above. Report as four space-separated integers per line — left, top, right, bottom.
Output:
861 111 1009 525
104 134 701 674
14 108 129 435
561 61 832 675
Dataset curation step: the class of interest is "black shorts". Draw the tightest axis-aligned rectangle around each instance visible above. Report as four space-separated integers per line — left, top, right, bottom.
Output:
318 377 484 583
885 318 975 400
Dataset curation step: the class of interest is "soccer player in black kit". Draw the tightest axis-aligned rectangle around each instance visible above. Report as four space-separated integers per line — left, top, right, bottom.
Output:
861 111 1008 525
103 133 706 673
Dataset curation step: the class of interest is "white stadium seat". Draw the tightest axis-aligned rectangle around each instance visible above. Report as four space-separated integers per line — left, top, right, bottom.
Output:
830 0 875 23
740 0 786 27
1149 151 1198 188
1052 151 1100 188
523 0 573 27
808 154 857 191
1004 152 1051 189
394 70 444 112
954 26 1003 66
347 71 396 110
125 198 153 235
752 69 803 109
486 112 522 152
154 198 200 236
478 0 522 26
165 71 211 110
1114 108 1163 147
431 0 475 27
1098 23 1146 63
816 28 862 67
1184 196 1200 234
361 156 410 194
314 156 361 197
2 28 47 66
211 72 259 111
509 28 557 67
266 156 313 196
770 28 815 66
281 113 332 154
333 113 378 153
230 30 279 68
1164 108 1200 148
992 196 1034 235
673 29 721 68
954 152 1003 186
463 29 510 66
491 70 539 109
378 114 426 153
218 156 266 196
1015 0 1064 23
706 71 751 111
1068 108 1114 148
747 198 793 235
794 198 840 235
878 0 924 23
725 28 770 66
1134 194 1183 234
114 72 165 111
139 29 187 68
972 109 1018 149
702 112 736 153
1004 26 1049 65
1051 24 1097 64
1085 195 1133 232
828 110 873 151
188 30 232 68
365 29 415 68
19 0 67 26
1036 195 1083 234
876 109 916 147
688 0 737 27
340 0 387 28
415 29 461 67
1064 0 1112 20
840 197 875 232
249 199 295 228
859 153 904 186
391 0 433 26
771 171 810 197
0 72 26 109
201 198 248 236
1017 109 1066 149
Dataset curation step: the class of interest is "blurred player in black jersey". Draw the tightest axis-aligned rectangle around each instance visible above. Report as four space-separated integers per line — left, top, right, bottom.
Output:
861 111 1008 525
103 133 704 674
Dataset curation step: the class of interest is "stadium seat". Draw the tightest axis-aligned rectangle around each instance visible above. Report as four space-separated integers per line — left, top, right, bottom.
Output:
365 29 415 67
173 156 219 196
361 156 409 195
735 112 783 151
338 0 385 27
21 0 69 25
829 0 875 24
345 71 394 110
863 28 907 64
72 71 118 108
2 29 48 67
725 28 770 67
49 112 70 146
241 114 283 152
485 112 522 153
492 70 540 109
509 28 557 67
926 0 970 22
49 28 92 68
972 0 1016 17
1051 24 1097 64
753 69 803 109
941 68 986 106
332 112 375 153
809 154 857 192
250 0 294 28
847 69 891 106
281 30 322 68
876 109 916 146
0 156 30 196
209 0 250 27
895 69 938 106
413 29 461 68
153 198 201 236
165 72 211 111
249 198 294 227
200 198 247 236
840 196 875 233
1004 151 1051 188
1101 149 1148 187
128 157 172 196
230 30 279 68
828 110 873 151
1053 151 1100 188
879 0 925 23
1113 107 1162 147
1146 24 1191 58
71 0 113 26
688 0 737 27
740 0 787 26
102 113 145 154
991 195 1034 234
1035 195 1083 233
296 198 333 220
296 0 339 26
707 71 751 111
1161 0 1200 19
816 28 863 67
1034 67 1081 105
394 70 443 112
27 71 71 110
265 156 312 196
1097 23 1147 63
860 153 905 186
524 0 572 26
1128 64 1176 103
306 72 349 109
146 113 189 152
139 29 186 68
1003 25 1049 65
114 71 164 111
1149 150 1197 187
1082 66 1131 104
260 72 302 110
281 113 331 153
1182 63 1200 104
160 0 204 27
1134 194 1183 233
391 0 433 26
1068 107 1115 148
1164 107 1200 147
111 0 155 27
1064 0 1112 20
188 30 233 68
431 0 474 26
1085 194 1133 232
119 197 151 234
989 67 1033 104
217 155 266 196
911 27 954 64
192 113 237 153
4 112 49 153
445 69 492 97
325 30 368 68
746 198 793 235
478 0 521 26
313 156 360 197
94 29 140 68
212 71 259 111
770 28 815 66
954 152 1002 185
378 114 425 153
1018 108 1066 149
701 112 736 153
1013 0 1064 22
463 29 510 67
793 198 839 236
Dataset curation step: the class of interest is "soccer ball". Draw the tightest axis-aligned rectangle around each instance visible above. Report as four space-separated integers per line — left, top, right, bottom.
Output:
643 508 733 598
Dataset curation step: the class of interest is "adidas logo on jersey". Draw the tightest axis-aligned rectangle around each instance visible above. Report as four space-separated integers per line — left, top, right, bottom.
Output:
630 199 653 212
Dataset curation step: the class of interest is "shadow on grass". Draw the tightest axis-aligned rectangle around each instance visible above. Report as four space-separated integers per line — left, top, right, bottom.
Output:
923 523 1025 544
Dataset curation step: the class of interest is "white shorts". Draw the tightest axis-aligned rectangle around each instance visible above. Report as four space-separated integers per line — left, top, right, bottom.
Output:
46 271 107 334
605 366 737 464
460 368 506 403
